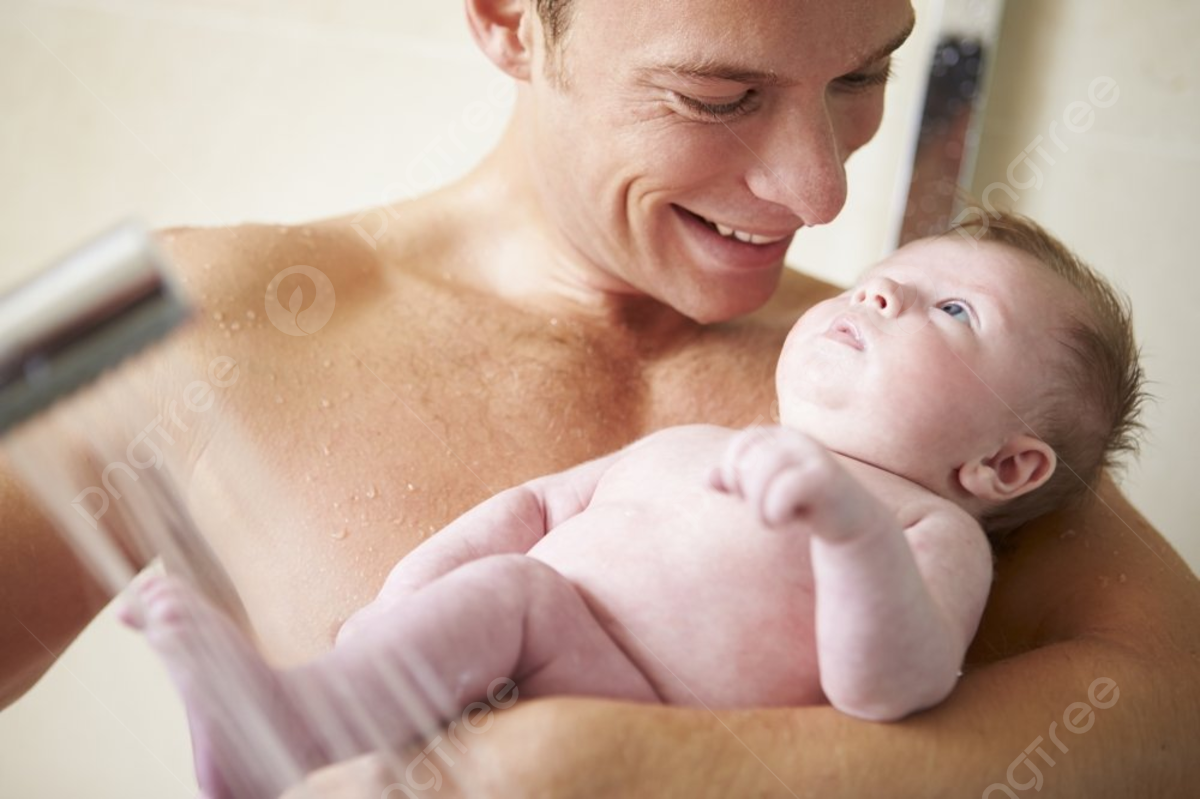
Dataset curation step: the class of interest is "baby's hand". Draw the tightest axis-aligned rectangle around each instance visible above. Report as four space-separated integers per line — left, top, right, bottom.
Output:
710 426 885 541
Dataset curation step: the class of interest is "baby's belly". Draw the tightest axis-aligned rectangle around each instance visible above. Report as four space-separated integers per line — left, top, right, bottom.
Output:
527 494 823 709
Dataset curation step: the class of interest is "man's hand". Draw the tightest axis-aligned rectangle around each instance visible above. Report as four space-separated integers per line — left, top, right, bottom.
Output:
710 425 887 542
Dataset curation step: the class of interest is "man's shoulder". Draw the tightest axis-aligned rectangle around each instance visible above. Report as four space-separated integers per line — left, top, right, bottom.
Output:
156 218 389 302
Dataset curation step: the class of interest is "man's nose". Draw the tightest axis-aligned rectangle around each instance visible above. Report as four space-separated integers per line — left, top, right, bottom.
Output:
852 277 906 318
743 97 848 227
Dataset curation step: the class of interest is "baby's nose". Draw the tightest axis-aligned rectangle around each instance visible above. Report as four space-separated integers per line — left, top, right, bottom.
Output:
852 277 904 318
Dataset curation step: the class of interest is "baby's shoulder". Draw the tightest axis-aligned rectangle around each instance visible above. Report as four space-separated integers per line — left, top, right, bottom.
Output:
835 456 971 531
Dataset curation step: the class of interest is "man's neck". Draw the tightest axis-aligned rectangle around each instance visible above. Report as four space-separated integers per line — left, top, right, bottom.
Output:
422 119 700 341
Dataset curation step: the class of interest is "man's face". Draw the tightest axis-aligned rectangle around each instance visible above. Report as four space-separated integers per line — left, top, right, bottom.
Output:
775 238 1077 493
522 0 915 322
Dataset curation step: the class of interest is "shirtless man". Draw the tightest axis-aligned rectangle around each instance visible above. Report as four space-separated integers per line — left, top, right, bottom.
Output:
2 1 1197 797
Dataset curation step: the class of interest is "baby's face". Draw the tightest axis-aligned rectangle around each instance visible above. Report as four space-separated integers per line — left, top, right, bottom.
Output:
777 236 1077 495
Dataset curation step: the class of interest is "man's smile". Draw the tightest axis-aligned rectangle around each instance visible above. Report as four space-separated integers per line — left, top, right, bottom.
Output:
672 204 797 271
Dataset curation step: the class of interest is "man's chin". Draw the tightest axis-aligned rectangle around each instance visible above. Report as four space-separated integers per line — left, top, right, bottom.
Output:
675 269 784 325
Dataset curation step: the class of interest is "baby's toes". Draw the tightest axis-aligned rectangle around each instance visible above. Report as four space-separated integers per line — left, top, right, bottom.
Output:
131 576 224 657
141 576 199 625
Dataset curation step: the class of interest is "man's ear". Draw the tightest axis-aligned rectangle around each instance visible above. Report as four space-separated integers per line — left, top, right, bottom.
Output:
465 0 536 80
959 434 1057 503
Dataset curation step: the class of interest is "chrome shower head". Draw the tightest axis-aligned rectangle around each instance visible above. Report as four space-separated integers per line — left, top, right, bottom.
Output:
0 222 190 433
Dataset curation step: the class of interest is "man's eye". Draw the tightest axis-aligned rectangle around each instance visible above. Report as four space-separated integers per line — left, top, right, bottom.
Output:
675 91 755 121
834 63 895 93
938 301 972 324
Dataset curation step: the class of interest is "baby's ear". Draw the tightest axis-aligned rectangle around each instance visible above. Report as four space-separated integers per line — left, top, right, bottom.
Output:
959 435 1057 503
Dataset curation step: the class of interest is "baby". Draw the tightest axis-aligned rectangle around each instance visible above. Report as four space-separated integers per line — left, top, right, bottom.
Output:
121 212 1143 798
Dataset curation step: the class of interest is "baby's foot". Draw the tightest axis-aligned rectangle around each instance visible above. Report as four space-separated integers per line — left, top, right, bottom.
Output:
120 575 326 799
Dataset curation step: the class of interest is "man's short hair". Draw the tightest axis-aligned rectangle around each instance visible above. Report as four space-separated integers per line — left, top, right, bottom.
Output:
947 211 1147 538
536 0 573 45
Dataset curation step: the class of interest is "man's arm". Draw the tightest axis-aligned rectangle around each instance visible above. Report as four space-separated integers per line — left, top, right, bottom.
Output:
452 476 1199 798
0 456 144 710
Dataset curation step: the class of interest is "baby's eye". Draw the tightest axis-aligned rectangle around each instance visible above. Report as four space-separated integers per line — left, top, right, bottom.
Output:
938 301 972 324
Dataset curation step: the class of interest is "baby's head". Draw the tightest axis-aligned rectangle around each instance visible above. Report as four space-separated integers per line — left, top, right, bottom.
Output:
777 211 1144 536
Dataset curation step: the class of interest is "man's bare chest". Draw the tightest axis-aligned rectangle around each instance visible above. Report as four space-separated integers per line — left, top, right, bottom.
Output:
183 291 788 659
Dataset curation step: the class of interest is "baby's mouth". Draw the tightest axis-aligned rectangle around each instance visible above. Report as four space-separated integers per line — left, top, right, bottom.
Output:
827 316 865 350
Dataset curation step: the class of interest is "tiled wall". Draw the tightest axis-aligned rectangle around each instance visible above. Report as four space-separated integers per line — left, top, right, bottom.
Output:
0 2 1195 796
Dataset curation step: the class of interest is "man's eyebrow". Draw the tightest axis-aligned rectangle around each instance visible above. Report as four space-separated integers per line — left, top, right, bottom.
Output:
636 16 917 87
635 61 786 87
852 15 916 71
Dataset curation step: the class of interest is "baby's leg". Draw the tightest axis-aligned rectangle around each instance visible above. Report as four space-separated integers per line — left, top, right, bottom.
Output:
122 554 657 799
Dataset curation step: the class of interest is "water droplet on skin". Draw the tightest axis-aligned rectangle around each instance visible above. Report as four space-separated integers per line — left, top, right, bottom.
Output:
323 444 332 456
366 484 378 499
246 310 257 320
550 318 559 326
359 512 367 521
322 359 332 368
213 311 224 322
320 398 331 409
331 527 349 541
407 483 415 491
304 474 313 483
230 322 241 331
351 494 359 502
333 501 340 509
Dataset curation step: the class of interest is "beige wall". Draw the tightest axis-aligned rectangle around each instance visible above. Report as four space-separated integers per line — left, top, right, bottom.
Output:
972 0 1200 580
0 1 1195 796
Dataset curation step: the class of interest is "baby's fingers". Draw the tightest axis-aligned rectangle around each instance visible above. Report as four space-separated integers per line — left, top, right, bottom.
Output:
761 466 813 528
713 428 769 496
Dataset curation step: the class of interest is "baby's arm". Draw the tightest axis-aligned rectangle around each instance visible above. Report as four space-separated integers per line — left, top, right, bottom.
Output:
714 427 994 722
337 449 623 643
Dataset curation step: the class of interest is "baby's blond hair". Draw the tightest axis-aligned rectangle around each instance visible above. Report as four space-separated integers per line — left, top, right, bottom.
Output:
946 211 1146 537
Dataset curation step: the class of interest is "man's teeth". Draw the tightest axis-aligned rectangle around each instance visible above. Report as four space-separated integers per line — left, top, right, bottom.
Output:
707 218 789 246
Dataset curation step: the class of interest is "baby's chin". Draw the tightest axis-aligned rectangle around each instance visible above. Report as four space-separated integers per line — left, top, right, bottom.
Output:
775 402 847 449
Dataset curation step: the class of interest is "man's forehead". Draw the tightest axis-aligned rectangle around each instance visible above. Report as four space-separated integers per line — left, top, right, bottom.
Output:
585 0 914 78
